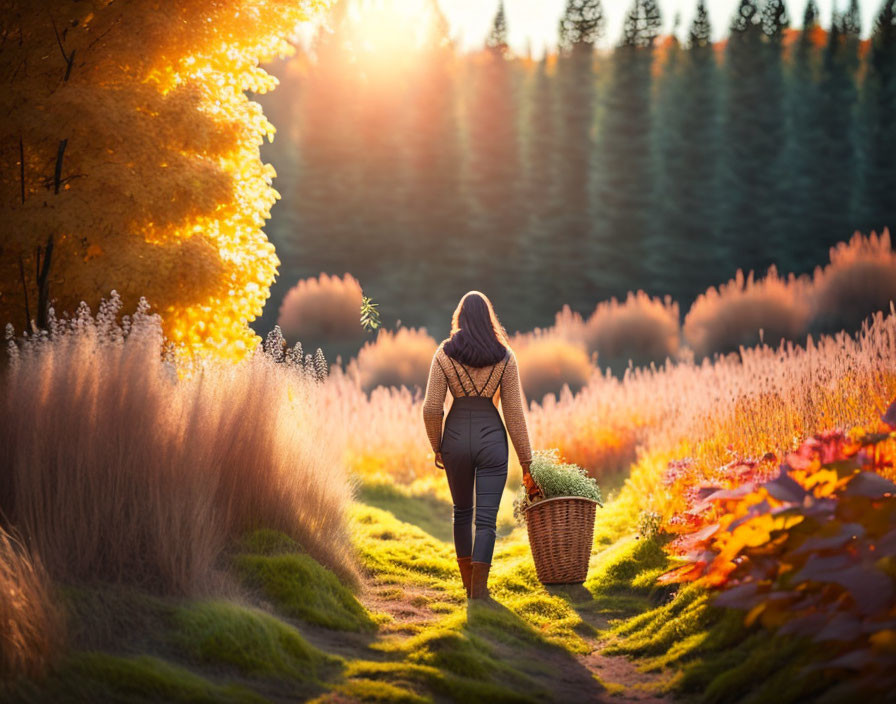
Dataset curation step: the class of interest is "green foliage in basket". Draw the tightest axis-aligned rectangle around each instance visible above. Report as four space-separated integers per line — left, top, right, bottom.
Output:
513 449 603 525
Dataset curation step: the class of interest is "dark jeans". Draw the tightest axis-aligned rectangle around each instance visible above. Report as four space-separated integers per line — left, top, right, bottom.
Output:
440 396 508 564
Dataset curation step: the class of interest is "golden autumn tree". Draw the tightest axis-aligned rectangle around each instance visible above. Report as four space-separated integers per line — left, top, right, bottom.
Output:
0 0 325 358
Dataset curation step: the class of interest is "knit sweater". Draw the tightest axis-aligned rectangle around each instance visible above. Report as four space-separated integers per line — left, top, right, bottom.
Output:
422 341 532 465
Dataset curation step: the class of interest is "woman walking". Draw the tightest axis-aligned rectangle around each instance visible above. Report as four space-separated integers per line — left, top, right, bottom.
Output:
422 291 541 600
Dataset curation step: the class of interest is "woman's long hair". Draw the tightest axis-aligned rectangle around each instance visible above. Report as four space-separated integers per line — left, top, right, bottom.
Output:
442 291 510 367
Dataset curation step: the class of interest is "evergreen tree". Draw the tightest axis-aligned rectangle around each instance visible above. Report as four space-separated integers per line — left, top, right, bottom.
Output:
649 1 723 302
690 0 712 45
555 1 603 307
468 1 523 283
522 55 560 308
842 0 862 37
404 0 466 308
486 1 509 56
761 0 790 39
815 10 860 248
594 0 660 296
647 17 685 297
783 0 825 269
858 1 896 234
719 0 788 277
801 0 819 28
559 0 605 55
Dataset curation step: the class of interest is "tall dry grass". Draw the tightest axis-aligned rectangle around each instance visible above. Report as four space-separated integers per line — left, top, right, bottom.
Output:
279 232 896 494
1 296 356 595
0 527 65 681
326 307 896 489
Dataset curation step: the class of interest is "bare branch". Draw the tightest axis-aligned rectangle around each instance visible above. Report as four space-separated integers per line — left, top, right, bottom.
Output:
18 136 24 204
54 138 67 194
64 48 75 81
18 255 31 332
50 17 67 64
36 235 54 331
50 16 75 81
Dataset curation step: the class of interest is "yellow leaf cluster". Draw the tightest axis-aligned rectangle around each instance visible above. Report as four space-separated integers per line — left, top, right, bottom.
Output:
0 0 326 358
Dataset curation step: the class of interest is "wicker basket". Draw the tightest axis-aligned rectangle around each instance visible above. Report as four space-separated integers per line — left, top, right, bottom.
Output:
525 496 598 584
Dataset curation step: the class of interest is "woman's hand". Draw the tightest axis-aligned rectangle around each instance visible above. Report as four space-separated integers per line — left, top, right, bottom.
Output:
521 462 542 500
434 451 445 470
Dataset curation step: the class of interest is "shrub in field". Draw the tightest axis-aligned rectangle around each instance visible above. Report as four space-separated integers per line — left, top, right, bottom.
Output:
277 273 365 346
0 295 356 595
555 293 680 372
0 527 65 680
349 326 436 392
510 330 594 403
809 229 896 335
683 266 811 358
657 416 896 699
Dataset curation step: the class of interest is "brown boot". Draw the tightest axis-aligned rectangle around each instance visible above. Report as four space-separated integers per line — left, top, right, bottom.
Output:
470 561 491 599
457 556 472 597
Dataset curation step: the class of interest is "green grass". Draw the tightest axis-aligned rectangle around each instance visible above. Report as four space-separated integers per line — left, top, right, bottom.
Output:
235 531 375 632
401 624 494 680
329 677 430 704
353 504 460 589
596 574 845 704
172 600 340 681
342 660 541 704
357 481 455 543
585 534 671 599
4 653 267 704
10 485 841 704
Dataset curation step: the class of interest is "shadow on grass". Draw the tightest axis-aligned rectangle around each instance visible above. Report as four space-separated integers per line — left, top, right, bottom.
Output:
356 482 455 543
462 597 610 703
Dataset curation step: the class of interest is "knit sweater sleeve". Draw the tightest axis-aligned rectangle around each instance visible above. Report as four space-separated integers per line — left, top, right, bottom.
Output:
500 351 533 465
422 348 448 453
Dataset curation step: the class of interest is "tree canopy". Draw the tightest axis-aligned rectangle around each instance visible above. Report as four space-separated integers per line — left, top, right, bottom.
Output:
0 0 323 358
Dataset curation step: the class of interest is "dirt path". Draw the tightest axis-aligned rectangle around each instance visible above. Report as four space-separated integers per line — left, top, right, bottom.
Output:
358 579 677 704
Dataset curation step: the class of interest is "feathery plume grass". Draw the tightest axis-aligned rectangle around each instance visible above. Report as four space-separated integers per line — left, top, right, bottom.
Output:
0 527 65 681
1 294 357 595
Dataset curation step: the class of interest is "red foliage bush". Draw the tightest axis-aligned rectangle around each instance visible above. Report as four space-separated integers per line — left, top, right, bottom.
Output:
658 404 896 699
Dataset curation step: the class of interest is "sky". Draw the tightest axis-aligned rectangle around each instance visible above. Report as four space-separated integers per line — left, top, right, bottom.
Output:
440 0 881 55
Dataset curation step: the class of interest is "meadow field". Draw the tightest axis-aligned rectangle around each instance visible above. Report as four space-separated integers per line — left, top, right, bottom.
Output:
2 275 895 702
